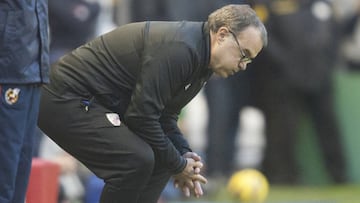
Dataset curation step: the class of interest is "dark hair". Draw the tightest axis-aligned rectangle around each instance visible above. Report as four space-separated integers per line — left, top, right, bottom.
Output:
208 4 268 47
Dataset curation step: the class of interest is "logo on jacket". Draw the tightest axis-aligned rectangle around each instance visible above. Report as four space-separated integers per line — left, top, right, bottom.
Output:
5 88 21 105
185 83 191 91
106 113 121 126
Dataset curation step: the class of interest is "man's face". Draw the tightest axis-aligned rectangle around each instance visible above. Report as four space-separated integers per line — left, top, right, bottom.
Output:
209 26 263 78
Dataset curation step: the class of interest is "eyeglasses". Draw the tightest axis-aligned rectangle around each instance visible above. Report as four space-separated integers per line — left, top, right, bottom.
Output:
229 30 252 65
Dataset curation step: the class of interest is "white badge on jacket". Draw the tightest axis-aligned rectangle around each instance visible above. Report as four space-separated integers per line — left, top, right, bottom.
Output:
106 113 121 126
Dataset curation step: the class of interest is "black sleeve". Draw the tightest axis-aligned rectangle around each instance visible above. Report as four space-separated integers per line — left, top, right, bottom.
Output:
160 110 192 155
124 42 195 174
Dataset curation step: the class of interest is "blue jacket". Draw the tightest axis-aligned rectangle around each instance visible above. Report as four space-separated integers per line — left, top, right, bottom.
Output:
0 0 49 84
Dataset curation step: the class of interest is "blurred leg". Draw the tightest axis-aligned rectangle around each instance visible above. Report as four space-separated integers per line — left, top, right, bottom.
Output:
308 83 347 183
0 84 40 203
259 80 301 184
205 77 236 177
205 72 250 177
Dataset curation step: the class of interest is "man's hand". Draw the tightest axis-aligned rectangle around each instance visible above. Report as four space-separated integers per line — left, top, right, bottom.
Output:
173 152 207 198
183 152 205 197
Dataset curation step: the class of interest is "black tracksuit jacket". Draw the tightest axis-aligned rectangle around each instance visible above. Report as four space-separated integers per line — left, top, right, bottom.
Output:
48 21 213 174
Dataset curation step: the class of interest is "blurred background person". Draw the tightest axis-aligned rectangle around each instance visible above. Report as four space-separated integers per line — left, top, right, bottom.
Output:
0 1 50 202
250 0 347 184
130 0 168 22
48 0 100 63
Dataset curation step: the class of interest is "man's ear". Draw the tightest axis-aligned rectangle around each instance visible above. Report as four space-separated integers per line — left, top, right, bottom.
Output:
217 27 230 42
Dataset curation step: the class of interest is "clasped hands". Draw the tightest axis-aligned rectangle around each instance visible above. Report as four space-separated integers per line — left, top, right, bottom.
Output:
172 152 207 198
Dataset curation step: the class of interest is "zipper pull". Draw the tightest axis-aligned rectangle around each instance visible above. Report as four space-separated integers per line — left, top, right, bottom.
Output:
81 99 90 112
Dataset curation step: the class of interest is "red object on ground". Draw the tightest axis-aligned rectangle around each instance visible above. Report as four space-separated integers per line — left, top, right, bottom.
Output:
26 158 61 203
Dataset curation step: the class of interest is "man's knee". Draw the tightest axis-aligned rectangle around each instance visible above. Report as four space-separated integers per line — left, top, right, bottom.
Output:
106 144 155 188
131 145 155 176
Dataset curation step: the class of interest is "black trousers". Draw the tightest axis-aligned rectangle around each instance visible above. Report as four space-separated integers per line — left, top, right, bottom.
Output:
38 87 171 203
